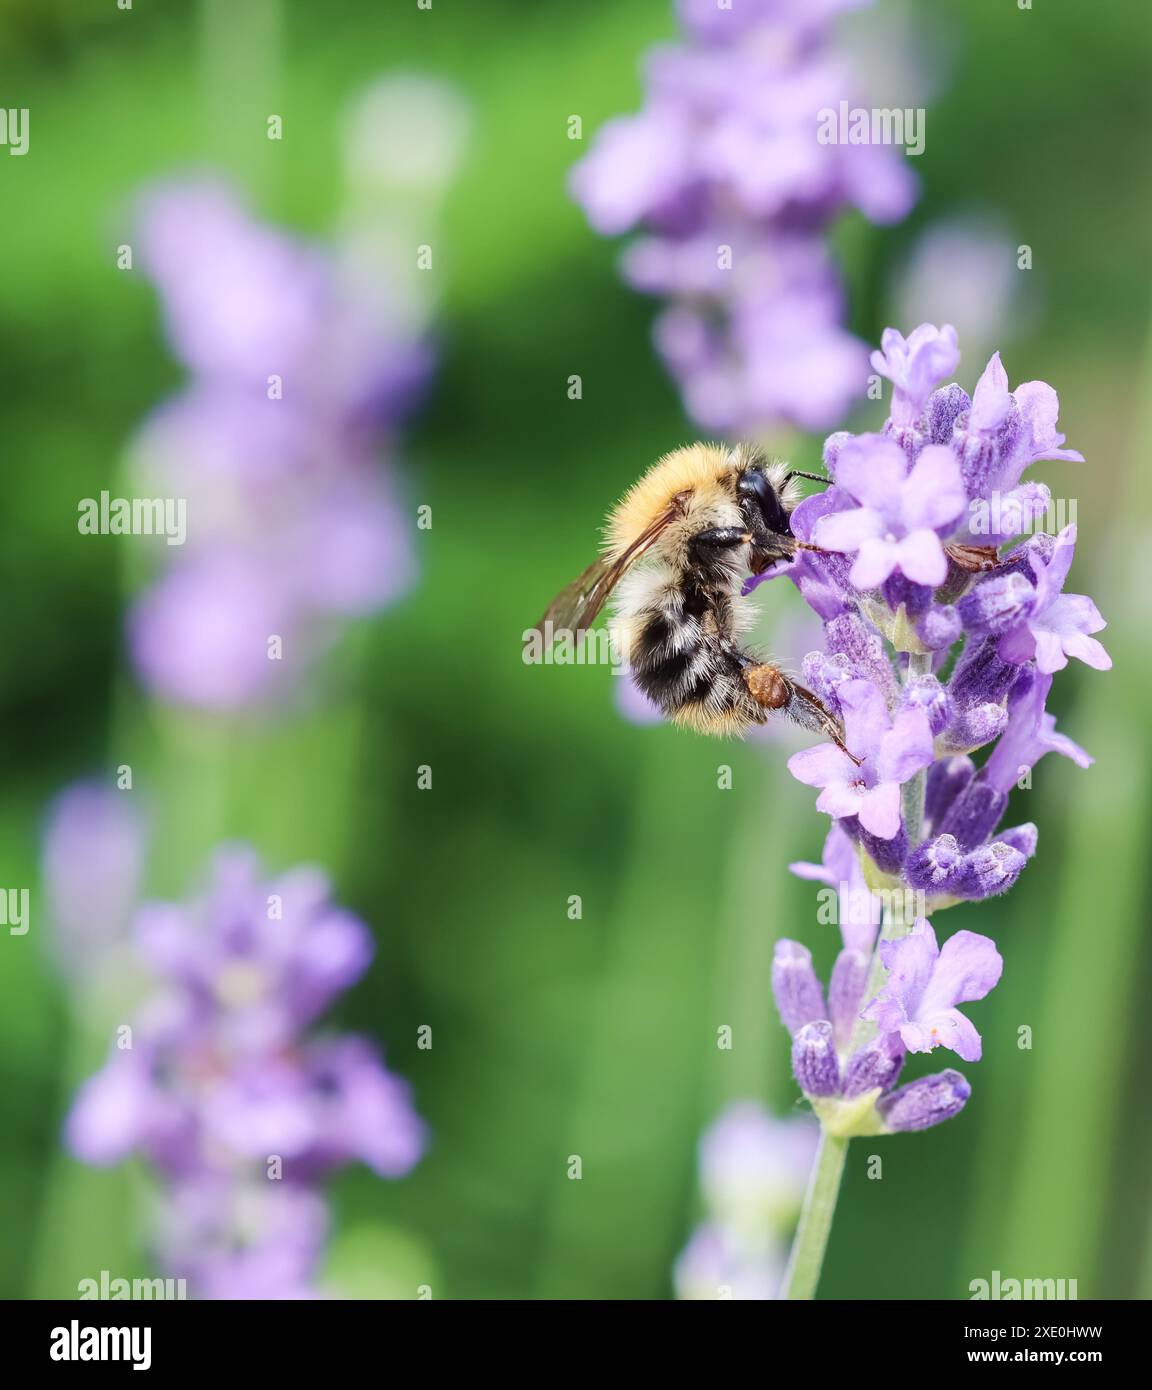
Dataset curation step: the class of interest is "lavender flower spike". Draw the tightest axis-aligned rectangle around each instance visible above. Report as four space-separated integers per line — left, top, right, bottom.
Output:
65 844 425 1299
764 325 1104 1297
569 1 916 437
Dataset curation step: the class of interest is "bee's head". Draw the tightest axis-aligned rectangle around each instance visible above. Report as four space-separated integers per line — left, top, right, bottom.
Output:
736 463 792 538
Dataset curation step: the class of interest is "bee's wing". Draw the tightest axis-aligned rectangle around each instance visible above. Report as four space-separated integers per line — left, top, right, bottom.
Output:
535 553 621 635
534 504 681 637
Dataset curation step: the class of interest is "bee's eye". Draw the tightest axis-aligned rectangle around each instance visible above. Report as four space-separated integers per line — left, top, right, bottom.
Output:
737 469 769 502
737 469 788 534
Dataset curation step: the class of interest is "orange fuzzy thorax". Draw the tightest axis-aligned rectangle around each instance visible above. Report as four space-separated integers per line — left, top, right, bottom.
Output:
604 443 738 559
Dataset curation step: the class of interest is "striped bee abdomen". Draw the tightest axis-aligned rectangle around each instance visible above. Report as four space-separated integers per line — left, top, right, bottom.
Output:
626 577 768 734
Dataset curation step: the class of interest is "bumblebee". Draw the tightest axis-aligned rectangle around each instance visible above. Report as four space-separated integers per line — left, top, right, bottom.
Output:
536 442 852 751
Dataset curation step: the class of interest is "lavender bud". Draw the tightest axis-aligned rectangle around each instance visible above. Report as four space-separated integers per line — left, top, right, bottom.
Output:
1001 529 1055 579
916 604 962 652
843 1033 905 1099
828 948 870 1050
925 755 975 833
822 431 853 478
772 940 826 1036
940 701 1009 755
957 572 1036 637
925 383 970 444
949 637 1022 707
878 1070 971 1132
857 822 907 876
902 672 950 735
956 840 1027 900
905 834 965 894
791 1021 841 1098
825 613 899 698
801 650 852 717
997 822 1038 858
935 781 1008 851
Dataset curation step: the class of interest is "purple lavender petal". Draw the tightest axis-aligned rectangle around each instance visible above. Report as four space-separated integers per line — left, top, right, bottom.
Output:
916 603 962 651
901 672 950 735
997 822 1038 858
981 669 1093 795
867 921 1001 1061
869 323 959 426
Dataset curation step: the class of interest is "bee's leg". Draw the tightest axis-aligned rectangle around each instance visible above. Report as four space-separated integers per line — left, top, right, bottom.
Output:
739 660 860 764
688 526 751 558
688 526 754 579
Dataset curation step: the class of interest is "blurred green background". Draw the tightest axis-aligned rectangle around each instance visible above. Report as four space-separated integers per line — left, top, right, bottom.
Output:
1 0 1150 1299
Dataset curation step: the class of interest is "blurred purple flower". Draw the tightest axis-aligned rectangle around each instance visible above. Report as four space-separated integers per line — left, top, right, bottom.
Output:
893 218 1026 369
675 1101 816 1300
42 783 145 973
66 845 424 1299
569 0 915 435
126 175 428 711
614 671 664 726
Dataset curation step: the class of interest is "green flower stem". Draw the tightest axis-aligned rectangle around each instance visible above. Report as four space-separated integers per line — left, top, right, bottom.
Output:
780 1130 849 1300
781 650 932 1299
900 650 933 845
